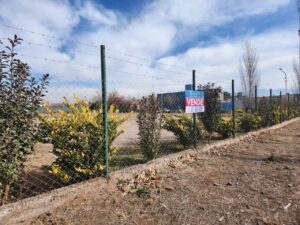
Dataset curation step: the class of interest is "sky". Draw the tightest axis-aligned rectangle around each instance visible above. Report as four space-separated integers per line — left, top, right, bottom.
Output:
0 0 299 102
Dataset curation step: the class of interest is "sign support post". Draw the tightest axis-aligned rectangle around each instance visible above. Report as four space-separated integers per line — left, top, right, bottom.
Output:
192 70 197 149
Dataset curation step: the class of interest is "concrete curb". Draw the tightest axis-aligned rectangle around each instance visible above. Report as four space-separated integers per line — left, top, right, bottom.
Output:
0 117 299 225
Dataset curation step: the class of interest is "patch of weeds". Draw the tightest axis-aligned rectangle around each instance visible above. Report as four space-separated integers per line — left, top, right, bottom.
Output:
136 187 150 199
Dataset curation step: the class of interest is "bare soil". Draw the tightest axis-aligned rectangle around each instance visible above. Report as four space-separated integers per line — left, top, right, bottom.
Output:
19 120 300 225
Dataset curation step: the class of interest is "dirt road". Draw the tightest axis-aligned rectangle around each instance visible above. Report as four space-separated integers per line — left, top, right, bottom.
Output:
22 120 300 225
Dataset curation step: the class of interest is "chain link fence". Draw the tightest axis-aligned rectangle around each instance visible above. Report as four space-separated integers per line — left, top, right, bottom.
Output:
0 27 300 209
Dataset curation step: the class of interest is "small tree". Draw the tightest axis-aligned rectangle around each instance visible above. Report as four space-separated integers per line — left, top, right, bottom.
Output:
239 41 260 109
0 36 49 205
137 94 162 160
198 83 222 140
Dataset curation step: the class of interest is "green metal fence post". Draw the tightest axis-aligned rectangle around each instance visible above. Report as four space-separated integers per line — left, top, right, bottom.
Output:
269 89 272 126
255 85 258 113
280 91 283 123
298 94 300 115
232 80 235 137
287 93 290 119
100 45 109 176
192 70 197 149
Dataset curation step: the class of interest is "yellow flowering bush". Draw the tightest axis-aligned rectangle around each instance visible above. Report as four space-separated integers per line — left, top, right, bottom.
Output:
163 111 203 147
217 119 236 139
238 111 262 132
39 96 129 183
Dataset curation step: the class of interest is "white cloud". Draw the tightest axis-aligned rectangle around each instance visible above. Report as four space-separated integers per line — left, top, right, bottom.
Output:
77 1 120 26
158 26 298 92
0 0 296 101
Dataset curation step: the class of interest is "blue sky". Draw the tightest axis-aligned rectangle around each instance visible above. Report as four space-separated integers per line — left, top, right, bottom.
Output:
0 0 299 102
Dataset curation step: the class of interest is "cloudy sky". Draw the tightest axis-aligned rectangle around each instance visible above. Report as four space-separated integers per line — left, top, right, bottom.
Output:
0 0 298 102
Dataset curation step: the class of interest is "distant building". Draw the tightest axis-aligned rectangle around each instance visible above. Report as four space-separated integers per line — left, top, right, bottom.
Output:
158 84 232 112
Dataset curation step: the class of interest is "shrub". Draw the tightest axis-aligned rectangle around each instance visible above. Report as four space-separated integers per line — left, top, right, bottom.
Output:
271 105 281 125
238 111 262 132
257 97 270 127
198 83 222 138
39 96 129 183
163 111 203 147
137 94 162 161
218 119 235 139
90 91 136 112
0 36 49 205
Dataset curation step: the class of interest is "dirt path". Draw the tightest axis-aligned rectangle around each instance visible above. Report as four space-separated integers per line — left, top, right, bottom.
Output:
22 121 300 225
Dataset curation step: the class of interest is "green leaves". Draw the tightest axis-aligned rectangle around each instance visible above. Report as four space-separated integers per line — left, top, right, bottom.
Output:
0 35 49 204
38 97 129 183
137 94 162 161
198 83 222 135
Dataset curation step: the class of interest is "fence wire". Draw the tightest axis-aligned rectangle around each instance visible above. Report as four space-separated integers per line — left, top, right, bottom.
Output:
0 30 299 216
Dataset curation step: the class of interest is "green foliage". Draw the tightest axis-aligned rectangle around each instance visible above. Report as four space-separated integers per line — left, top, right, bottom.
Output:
0 36 49 204
257 97 270 127
136 187 150 199
39 96 129 183
271 105 281 125
163 111 203 147
218 119 235 139
198 83 222 135
238 111 262 132
137 94 162 161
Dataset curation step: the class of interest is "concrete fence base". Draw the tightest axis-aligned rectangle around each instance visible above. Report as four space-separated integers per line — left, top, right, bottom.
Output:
0 117 299 225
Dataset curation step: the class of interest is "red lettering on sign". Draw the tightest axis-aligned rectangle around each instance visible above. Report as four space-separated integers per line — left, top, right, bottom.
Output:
185 98 204 106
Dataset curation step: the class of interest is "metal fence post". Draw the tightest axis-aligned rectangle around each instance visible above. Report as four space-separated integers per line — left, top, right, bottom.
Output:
287 93 290 119
298 94 300 115
192 70 197 148
280 91 283 123
101 45 109 176
269 88 272 126
232 79 235 137
255 85 258 113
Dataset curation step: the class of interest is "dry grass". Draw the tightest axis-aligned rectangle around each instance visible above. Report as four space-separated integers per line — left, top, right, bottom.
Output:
21 120 300 225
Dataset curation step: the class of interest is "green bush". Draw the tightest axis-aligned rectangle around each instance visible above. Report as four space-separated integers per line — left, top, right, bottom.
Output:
0 36 49 205
198 83 222 138
271 105 281 125
238 111 262 132
163 111 203 147
39 96 129 183
217 119 235 139
137 94 162 161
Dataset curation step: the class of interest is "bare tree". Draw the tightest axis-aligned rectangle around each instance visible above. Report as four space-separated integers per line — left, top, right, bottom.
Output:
293 61 300 94
239 41 260 109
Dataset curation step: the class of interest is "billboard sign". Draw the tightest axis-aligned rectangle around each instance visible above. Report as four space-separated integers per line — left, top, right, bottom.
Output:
185 90 205 113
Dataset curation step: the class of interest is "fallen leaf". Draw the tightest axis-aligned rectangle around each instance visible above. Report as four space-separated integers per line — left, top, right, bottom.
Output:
164 185 176 192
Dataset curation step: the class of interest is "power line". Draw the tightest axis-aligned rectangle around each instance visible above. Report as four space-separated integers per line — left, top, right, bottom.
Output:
107 68 190 84
21 40 99 57
19 54 99 70
107 48 218 78
106 47 192 72
1 24 218 78
1 24 98 48
107 55 190 76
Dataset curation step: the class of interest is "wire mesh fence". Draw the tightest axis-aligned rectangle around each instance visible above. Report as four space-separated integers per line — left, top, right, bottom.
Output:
0 27 300 209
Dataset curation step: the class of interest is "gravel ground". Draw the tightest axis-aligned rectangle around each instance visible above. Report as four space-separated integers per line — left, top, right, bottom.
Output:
20 120 300 225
